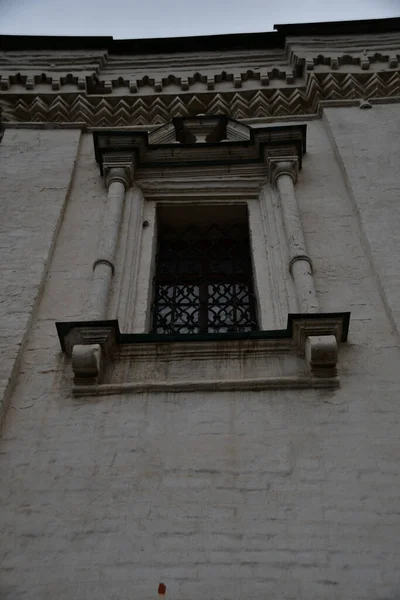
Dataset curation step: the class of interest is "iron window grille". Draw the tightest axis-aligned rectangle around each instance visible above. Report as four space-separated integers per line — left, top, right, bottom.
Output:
151 221 258 334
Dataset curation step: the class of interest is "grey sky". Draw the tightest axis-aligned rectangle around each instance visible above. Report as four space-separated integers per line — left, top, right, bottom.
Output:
0 0 399 39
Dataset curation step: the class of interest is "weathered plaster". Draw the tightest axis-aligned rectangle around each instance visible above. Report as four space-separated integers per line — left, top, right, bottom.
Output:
324 104 400 342
0 128 80 421
1 20 400 598
1 119 400 598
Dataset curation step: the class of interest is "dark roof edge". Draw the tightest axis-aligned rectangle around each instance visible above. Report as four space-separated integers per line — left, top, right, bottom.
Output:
274 16 400 36
0 17 399 54
0 31 282 53
0 35 113 52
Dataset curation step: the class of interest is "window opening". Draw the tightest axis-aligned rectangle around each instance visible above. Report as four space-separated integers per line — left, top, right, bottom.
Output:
151 205 258 334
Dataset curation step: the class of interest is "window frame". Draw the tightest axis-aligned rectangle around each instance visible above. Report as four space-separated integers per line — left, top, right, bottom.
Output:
119 192 291 335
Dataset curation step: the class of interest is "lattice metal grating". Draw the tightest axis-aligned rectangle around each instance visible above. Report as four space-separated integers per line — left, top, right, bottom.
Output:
152 222 258 334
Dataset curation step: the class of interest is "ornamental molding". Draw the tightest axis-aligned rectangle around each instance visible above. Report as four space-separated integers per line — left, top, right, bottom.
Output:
93 117 306 175
1 32 400 94
1 30 400 124
1 71 400 126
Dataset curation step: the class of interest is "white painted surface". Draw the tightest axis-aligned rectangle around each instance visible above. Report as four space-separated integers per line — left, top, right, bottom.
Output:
324 104 400 341
0 128 80 420
1 116 400 600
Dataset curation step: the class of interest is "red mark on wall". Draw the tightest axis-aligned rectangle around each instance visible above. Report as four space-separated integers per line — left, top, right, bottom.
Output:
158 583 166 595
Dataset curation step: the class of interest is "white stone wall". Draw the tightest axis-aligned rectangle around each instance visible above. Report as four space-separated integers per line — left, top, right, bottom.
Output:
1 119 400 600
324 104 400 341
0 129 81 421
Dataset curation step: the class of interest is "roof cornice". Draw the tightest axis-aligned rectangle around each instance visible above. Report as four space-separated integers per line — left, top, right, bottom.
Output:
274 17 400 37
1 17 400 54
0 32 282 54
1 17 400 126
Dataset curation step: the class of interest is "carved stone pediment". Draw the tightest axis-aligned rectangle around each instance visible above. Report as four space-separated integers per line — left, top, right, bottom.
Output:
93 116 306 174
148 116 251 144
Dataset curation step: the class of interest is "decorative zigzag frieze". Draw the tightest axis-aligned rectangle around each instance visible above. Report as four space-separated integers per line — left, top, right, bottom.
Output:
86 66 300 95
1 71 400 126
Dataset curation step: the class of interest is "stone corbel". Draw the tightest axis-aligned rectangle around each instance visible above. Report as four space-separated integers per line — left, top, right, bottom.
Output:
290 314 349 382
57 321 119 387
72 344 102 385
305 335 338 378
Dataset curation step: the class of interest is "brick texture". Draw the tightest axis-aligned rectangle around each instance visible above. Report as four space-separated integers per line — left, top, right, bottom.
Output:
1 121 400 600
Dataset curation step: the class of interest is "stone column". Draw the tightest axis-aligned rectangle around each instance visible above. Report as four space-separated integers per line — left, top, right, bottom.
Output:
270 159 319 313
88 166 131 320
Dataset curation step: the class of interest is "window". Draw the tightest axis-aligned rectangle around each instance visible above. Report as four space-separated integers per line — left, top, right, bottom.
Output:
151 205 258 334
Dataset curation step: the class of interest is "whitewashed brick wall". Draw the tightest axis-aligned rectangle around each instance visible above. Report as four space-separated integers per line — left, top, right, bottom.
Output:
1 118 400 599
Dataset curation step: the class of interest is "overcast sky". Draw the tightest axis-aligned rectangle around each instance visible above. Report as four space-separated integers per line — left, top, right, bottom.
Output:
0 0 399 39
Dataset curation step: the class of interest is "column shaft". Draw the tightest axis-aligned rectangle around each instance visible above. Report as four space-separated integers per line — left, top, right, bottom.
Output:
275 168 319 313
88 171 129 320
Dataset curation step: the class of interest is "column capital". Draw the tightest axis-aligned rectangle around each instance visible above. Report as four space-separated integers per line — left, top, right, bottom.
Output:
268 157 299 187
104 165 132 190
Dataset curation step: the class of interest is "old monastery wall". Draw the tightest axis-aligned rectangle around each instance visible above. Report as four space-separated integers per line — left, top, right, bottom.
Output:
0 129 80 420
0 113 400 599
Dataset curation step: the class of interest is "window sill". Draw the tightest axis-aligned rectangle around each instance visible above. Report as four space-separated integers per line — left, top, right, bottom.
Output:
56 313 350 396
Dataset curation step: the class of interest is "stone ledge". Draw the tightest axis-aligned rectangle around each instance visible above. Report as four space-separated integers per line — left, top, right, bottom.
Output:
73 375 340 397
56 313 350 394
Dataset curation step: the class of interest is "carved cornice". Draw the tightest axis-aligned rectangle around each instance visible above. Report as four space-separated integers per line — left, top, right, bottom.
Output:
1 21 400 124
1 26 400 125
1 70 400 125
1 28 400 96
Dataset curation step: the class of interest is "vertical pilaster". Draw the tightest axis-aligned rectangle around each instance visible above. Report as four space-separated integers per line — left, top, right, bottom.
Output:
88 166 131 320
117 184 146 330
270 159 319 313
